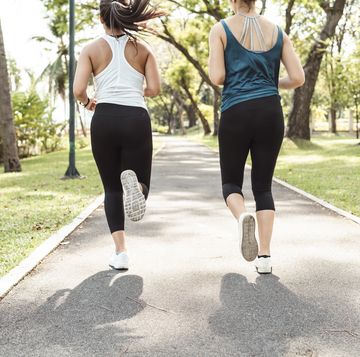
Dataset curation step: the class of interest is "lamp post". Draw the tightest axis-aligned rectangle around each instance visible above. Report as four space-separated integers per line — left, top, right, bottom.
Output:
63 0 81 178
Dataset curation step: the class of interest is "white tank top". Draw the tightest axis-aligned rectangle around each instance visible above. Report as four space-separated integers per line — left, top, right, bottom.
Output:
94 34 147 110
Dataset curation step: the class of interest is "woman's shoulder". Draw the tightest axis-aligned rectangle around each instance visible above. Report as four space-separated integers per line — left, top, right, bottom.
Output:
80 37 107 55
128 38 155 58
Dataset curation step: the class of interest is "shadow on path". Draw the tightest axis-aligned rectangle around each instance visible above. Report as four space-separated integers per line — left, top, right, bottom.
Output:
2 272 145 355
209 273 327 356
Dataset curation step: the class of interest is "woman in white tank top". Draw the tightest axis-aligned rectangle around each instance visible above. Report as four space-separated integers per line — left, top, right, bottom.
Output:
73 0 164 270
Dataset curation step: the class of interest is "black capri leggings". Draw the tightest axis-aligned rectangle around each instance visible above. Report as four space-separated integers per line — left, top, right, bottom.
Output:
218 95 284 211
91 103 153 233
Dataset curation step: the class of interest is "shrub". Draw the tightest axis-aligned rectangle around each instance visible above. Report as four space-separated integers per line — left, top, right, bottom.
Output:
12 90 65 157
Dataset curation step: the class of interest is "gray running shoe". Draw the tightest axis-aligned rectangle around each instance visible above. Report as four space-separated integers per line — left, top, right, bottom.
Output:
121 170 146 222
239 213 258 262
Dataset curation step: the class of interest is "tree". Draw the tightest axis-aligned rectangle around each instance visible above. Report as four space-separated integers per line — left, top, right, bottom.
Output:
155 1 229 135
36 0 97 136
166 59 212 134
324 0 355 133
0 19 21 172
158 1 269 135
286 0 347 140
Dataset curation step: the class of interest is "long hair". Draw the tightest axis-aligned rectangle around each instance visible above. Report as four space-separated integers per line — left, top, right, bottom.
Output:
99 0 165 38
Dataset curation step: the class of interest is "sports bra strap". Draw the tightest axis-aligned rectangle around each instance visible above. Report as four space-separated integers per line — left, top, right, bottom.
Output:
221 17 281 53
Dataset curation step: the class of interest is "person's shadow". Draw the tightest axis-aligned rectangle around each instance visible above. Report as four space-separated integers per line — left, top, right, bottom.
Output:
208 273 327 356
33 271 145 355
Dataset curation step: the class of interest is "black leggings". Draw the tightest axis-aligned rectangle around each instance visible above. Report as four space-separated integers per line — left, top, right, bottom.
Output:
218 95 284 211
91 103 153 233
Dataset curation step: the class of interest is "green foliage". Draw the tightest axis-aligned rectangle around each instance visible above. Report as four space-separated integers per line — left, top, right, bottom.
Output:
152 123 169 134
7 57 21 91
37 0 99 102
12 89 64 157
0 147 102 277
199 103 214 126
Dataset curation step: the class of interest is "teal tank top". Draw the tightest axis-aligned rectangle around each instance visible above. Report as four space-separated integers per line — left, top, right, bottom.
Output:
220 19 283 112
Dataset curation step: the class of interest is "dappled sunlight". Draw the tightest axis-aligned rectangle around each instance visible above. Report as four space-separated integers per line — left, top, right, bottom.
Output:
277 154 325 164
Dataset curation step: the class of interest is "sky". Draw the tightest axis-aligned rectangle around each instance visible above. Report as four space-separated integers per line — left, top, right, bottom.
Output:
0 0 52 77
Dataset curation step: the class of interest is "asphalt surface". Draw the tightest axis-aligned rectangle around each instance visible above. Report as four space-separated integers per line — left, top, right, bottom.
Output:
1 136 360 357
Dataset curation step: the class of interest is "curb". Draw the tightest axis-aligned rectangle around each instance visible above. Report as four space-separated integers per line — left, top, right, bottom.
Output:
272 175 360 225
195 139 360 226
0 140 166 300
0 195 104 299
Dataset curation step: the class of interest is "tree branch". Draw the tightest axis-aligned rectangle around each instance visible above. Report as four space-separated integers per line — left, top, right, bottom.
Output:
260 0 267 15
153 20 220 95
285 0 296 35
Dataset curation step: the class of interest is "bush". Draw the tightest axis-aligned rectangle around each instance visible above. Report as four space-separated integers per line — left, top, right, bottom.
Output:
152 123 169 134
12 90 65 157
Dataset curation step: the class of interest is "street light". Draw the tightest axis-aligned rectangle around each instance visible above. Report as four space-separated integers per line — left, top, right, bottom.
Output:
63 0 81 178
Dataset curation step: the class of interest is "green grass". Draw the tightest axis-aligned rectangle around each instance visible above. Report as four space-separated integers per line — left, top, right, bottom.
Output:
189 130 360 217
0 138 162 277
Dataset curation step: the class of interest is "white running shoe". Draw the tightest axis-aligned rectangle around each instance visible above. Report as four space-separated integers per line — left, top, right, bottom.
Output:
121 170 146 222
255 256 272 274
239 213 258 262
109 252 129 270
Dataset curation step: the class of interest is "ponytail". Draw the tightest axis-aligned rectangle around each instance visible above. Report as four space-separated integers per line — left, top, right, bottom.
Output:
100 0 165 38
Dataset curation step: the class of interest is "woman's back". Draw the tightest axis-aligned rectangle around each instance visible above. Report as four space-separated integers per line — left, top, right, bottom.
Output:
224 14 279 53
219 13 283 112
87 35 149 109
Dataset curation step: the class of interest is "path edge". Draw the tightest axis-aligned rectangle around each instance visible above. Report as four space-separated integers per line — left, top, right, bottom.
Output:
197 140 360 226
0 141 166 299
0 195 104 299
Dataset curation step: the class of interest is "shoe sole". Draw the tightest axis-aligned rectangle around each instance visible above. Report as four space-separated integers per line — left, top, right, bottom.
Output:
121 170 146 222
109 264 128 271
240 214 258 262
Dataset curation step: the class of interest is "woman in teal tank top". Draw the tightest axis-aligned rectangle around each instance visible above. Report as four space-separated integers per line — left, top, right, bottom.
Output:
208 0 305 274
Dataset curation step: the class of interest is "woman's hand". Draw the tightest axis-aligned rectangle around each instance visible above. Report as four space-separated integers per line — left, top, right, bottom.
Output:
85 98 97 112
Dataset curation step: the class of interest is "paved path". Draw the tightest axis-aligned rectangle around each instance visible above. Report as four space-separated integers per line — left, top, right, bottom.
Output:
1 137 360 357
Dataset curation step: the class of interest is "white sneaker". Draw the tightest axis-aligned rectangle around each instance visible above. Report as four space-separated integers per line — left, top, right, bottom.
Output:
109 252 129 270
255 256 272 274
239 213 258 262
121 170 146 222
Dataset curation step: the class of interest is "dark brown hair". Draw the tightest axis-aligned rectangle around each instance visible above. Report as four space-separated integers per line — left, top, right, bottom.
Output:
100 0 164 37
240 0 256 9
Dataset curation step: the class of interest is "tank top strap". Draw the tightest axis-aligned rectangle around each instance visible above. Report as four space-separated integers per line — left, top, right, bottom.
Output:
220 20 233 41
275 26 284 49
101 34 128 58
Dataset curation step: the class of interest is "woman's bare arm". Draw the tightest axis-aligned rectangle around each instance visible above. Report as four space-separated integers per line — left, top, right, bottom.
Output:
73 47 96 111
208 23 226 86
144 47 161 97
279 32 305 89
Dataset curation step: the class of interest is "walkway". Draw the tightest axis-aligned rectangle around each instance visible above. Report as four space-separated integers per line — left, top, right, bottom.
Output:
1 137 360 356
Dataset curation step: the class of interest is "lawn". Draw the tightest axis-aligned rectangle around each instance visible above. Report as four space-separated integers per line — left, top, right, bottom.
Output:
0 138 162 277
190 130 360 217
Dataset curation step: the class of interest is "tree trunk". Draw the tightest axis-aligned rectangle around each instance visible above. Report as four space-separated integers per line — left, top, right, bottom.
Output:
260 0 267 15
330 107 337 133
349 110 354 134
213 88 220 136
181 81 211 135
285 0 296 35
286 0 347 140
186 105 197 128
0 19 21 172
